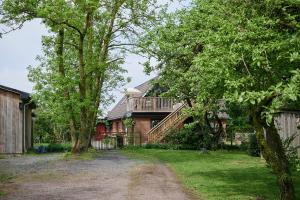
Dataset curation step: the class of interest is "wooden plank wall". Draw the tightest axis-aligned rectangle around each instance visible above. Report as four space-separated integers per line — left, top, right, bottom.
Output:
0 89 23 153
275 111 300 156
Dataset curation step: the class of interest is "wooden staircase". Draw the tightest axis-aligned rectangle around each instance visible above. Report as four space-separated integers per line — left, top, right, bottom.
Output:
147 104 189 143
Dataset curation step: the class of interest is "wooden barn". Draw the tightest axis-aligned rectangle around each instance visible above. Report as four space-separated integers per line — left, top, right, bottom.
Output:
275 110 300 156
0 85 34 153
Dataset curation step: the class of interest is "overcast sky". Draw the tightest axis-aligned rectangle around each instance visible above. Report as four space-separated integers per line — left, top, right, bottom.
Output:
0 1 190 110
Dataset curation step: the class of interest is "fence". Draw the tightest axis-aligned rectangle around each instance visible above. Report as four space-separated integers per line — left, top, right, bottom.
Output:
91 136 117 150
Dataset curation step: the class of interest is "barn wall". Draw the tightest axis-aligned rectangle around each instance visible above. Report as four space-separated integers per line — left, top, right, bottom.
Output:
0 90 23 153
275 111 300 156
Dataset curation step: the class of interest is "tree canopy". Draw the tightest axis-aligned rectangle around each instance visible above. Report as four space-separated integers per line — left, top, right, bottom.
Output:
0 0 162 152
139 0 300 199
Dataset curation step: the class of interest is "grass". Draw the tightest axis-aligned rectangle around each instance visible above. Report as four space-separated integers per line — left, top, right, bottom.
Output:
0 174 14 183
122 149 300 200
0 191 6 197
63 148 102 160
0 173 14 197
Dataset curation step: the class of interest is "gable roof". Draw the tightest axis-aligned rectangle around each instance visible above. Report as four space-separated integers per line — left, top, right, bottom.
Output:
0 85 30 100
107 78 155 120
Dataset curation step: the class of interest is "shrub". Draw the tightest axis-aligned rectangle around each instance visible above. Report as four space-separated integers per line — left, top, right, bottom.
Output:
143 143 180 150
239 141 249 151
282 134 300 171
164 122 211 150
47 143 71 152
33 143 72 153
222 144 241 151
248 133 260 157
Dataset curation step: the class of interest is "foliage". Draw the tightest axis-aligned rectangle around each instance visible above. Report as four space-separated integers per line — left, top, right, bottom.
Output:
164 123 211 150
103 135 116 146
0 0 164 152
143 143 181 150
33 111 71 143
248 133 260 157
139 0 300 197
122 149 300 200
33 143 72 153
282 134 300 171
122 117 135 128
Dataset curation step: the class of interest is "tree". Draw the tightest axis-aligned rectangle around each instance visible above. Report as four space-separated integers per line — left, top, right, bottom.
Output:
139 0 300 199
0 0 160 152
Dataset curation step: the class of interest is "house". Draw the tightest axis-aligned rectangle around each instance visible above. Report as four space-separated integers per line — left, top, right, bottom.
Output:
0 85 34 153
105 78 179 145
91 78 228 149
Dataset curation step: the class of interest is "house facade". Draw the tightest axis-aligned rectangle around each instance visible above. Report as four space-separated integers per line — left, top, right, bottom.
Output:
106 78 178 145
91 78 230 149
0 85 34 153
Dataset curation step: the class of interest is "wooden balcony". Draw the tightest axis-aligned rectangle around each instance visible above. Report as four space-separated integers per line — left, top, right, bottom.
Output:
126 97 175 113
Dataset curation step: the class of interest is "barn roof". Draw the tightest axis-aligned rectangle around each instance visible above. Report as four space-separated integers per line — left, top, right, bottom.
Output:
0 84 30 100
107 78 156 120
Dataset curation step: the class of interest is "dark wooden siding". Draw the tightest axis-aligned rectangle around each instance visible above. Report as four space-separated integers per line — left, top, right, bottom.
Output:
275 111 300 156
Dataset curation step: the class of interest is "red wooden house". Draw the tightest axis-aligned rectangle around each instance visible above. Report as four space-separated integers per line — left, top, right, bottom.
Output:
92 78 229 148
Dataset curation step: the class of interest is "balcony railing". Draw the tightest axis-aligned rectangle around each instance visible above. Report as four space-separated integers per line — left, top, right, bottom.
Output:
127 97 175 112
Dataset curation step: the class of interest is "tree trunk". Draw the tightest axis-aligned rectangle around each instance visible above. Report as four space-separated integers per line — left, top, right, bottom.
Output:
56 28 79 151
253 111 295 200
204 111 224 149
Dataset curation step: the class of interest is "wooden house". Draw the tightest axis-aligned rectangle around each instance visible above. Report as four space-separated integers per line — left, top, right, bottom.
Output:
0 85 34 153
104 78 179 145
91 78 229 149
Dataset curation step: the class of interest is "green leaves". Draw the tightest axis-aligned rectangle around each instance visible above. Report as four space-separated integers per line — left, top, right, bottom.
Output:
138 0 300 127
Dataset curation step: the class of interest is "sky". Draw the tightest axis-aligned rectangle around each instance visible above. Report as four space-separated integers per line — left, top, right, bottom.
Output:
0 1 190 111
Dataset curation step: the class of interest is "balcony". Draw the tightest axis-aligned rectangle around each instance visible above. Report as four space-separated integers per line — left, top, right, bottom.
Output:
126 97 175 113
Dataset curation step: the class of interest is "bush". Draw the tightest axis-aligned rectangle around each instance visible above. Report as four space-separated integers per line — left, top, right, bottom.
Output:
222 144 241 151
282 134 300 171
48 143 72 152
164 122 211 150
239 141 249 151
33 143 72 153
143 143 180 150
248 133 260 157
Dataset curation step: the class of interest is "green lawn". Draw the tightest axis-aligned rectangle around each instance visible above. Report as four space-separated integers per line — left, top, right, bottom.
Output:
122 149 300 200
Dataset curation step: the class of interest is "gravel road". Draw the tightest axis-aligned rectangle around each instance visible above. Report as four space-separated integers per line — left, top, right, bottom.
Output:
0 151 193 200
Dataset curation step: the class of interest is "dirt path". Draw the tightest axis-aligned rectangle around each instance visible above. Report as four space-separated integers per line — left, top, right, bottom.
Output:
0 151 193 200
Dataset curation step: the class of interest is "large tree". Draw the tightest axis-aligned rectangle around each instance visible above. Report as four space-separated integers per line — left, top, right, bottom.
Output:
140 0 300 199
0 0 160 152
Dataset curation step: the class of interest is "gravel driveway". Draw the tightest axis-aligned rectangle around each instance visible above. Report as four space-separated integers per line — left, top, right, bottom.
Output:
0 151 193 200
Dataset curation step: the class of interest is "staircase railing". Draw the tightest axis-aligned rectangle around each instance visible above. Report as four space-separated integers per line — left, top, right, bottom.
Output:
147 104 189 143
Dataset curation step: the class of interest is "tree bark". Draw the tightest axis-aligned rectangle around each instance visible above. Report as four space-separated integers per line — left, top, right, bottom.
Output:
55 28 78 151
253 109 295 200
204 111 224 149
